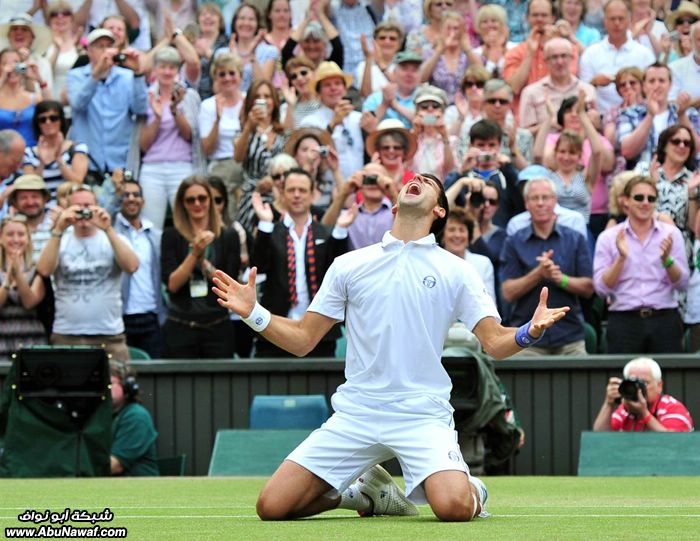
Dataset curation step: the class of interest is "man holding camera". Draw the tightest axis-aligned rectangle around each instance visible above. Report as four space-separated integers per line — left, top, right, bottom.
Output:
593 357 694 432
36 186 139 361
67 28 147 174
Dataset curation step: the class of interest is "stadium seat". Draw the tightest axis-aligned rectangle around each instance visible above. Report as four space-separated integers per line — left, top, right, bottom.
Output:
128 346 151 360
578 431 700 476
158 454 187 476
249 395 329 429
208 429 312 475
583 322 597 354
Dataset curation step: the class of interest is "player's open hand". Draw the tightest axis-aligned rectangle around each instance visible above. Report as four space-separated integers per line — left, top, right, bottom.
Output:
529 287 570 338
212 268 257 317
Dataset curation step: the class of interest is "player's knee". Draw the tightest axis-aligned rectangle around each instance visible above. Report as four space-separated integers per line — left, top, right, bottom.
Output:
431 496 476 522
256 492 290 521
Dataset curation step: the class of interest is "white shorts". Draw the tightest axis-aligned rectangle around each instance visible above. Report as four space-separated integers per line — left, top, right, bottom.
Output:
286 393 470 505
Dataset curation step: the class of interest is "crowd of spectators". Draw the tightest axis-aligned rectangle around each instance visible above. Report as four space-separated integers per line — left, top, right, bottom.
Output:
0 0 698 363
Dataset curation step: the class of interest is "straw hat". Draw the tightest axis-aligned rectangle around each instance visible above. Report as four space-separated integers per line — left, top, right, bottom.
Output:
283 127 334 156
365 119 417 161
665 1 700 30
309 61 353 93
0 14 53 56
9 174 50 204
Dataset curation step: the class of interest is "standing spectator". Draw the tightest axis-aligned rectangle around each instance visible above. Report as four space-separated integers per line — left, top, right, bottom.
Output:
331 0 376 79
629 0 667 57
74 0 150 52
234 80 286 233
344 163 395 249
365 118 417 187
378 0 422 36
410 85 456 179
472 4 515 77
45 2 80 109
192 3 228 101
23 100 88 200
0 14 53 98
406 0 454 57
265 0 293 54
36 185 140 361
199 53 244 215
579 0 655 114
356 21 403 98
668 21 700 101
602 67 645 148
480 0 529 44
281 3 343 71
282 56 321 129
114 178 164 360
0 48 41 147
593 175 689 354
138 47 204 233
161 176 241 358
501 177 593 355
555 0 601 53
301 62 363 180
446 66 489 137
0 214 46 358
67 28 147 174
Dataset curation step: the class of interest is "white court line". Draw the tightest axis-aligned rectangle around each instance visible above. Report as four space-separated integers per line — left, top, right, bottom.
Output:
0 504 698 510
2 514 700 520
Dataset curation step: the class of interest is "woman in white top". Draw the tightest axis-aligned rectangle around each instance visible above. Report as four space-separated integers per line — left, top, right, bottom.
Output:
472 4 515 78
356 21 403 98
45 1 79 108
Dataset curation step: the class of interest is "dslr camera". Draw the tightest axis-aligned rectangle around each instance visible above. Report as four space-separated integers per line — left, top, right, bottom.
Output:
618 377 647 401
76 208 93 221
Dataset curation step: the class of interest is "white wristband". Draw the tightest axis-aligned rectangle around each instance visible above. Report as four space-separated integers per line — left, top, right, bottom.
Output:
243 302 271 333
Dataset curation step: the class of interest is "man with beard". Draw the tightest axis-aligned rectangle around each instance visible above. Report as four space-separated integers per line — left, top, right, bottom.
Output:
8 174 52 262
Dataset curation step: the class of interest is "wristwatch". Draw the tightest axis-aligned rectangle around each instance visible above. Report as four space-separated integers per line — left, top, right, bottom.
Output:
172 28 183 41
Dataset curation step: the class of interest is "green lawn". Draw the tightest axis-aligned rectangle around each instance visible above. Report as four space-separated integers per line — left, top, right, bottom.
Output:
0 477 698 540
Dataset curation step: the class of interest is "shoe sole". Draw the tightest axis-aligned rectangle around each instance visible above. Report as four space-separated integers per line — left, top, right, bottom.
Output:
358 466 419 517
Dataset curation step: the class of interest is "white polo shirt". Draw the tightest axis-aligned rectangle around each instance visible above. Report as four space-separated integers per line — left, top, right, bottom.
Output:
308 231 499 406
669 54 700 101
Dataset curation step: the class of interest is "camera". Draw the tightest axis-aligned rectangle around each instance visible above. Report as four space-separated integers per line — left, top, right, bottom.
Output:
254 98 268 113
422 114 437 126
123 169 134 182
113 53 127 64
318 146 329 158
14 62 27 74
362 174 378 186
669 30 680 43
76 208 93 221
477 152 493 164
469 190 485 207
618 377 647 402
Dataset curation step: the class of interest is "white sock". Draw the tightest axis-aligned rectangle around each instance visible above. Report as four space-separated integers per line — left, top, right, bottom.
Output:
469 476 489 517
338 483 371 512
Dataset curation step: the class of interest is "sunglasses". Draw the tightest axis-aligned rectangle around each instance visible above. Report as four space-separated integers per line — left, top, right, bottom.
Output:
184 195 209 205
376 34 399 41
483 197 499 205
670 137 692 148
38 114 61 124
217 70 238 78
463 80 485 89
631 194 657 203
618 80 640 89
379 145 404 152
49 10 72 18
486 98 510 106
418 101 441 110
676 17 697 25
271 173 285 181
122 191 142 199
433 1 454 7
213 196 224 204
289 69 309 81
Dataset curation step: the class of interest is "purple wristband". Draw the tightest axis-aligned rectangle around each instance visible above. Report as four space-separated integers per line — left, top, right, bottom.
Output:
515 320 543 348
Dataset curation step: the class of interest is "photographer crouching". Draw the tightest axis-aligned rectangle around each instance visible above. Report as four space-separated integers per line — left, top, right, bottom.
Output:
593 357 694 432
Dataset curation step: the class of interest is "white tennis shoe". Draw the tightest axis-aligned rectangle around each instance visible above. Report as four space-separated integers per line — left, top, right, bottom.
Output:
355 465 419 517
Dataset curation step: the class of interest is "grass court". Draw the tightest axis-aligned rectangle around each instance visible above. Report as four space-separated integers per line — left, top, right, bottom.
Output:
0 476 698 540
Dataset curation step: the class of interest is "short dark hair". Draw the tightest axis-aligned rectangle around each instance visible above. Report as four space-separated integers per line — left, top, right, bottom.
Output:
207 175 228 212
656 124 696 170
283 167 314 190
32 100 68 140
623 175 657 197
421 173 449 236
643 61 672 83
446 208 475 241
557 96 578 127
469 119 502 144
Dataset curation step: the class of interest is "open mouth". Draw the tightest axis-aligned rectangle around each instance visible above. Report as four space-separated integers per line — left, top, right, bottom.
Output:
406 182 422 196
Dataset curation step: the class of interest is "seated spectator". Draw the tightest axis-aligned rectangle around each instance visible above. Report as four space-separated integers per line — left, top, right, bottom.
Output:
445 66 489 137
592 357 694 432
331 0 376 78
410 85 457 179
365 118 417 187
356 21 404 97
110 360 159 476
99 15 132 52
406 0 454 57
661 3 697 64
593 175 689 354
466 180 506 276
0 214 46 358
67 28 147 174
282 56 321 129
77 1 149 52
617 62 700 168
281 5 343 71
362 51 422 128
300 62 363 180
602 67 644 150
555 0 601 54
253 153 299 224
0 14 53 98
380 0 423 37
214 3 278 93
191 3 229 100
45 2 80 108
668 20 700 100
502 177 593 355
441 208 496 303
420 10 482 103
0 129 25 190
36 185 140 361
23 100 88 200
629 0 667 57
605 170 637 228
472 4 515 77
161 176 241 358
264 0 293 57
482 0 529 44
140 20 201 89
0 48 40 147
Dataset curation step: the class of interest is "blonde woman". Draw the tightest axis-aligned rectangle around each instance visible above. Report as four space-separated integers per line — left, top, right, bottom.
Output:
473 4 515 77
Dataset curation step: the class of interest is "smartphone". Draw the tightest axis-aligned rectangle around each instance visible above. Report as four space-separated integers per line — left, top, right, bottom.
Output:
669 30 680 43
254 98 268 113
423 114 437 126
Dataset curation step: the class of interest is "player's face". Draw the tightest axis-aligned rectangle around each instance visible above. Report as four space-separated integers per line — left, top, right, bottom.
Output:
397 174 444 220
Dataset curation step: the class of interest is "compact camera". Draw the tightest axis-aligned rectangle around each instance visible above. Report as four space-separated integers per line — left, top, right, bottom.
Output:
14 63 27 74
618 377 647 401
113 53 127 64
76 208 93 221
318 146 330 158
477 152 493 164
362 174 378 186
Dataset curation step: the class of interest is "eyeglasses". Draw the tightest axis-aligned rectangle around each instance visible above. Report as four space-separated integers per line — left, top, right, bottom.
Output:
618 80 639 89
271 173 285 181
49 10 72 18
676 17 697 25
213 196 224 204
38 114 61 124
670 137 692 148
631 194 657 203
433 1 454 7
486 98 510 106
217 70 238 78
289 69 310 81
545 53 572 61
122 191 142 199
463 80 485 89
379 145 404 152
184 195 209 205
417 101 441 110
483 197 499 205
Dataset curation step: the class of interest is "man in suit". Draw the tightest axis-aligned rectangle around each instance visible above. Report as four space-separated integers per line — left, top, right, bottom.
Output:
251 168 356 357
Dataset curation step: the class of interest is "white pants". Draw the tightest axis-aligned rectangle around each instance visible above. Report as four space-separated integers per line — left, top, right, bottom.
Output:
140 161 194 232
286 393 470 505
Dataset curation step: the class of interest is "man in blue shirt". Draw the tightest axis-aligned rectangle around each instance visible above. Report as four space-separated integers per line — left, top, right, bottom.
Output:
501 177 593 355
362 51 420 128
67 29 148 174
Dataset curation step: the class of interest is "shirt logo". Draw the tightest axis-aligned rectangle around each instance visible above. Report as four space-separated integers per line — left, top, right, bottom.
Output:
448 450 462 462
422 275 437 289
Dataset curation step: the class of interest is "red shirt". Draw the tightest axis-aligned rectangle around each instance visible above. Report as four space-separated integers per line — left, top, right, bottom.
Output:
610 395 694 432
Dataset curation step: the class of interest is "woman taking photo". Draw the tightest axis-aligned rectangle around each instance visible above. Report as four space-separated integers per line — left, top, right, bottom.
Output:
138 47 204 232
234 80 286 233
161 176 241 359
0 214 46 358
192 3 228 100
0 49 42 146
23 100 87 200
365 118 417 188
411 85 456 179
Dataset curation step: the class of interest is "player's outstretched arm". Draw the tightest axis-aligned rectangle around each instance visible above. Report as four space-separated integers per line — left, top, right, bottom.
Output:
473 287 569 359
212 269 338 357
